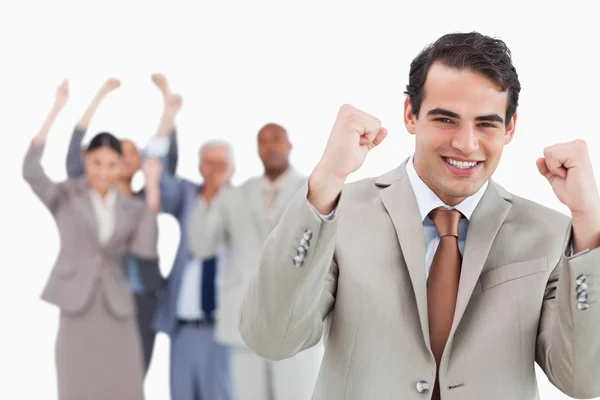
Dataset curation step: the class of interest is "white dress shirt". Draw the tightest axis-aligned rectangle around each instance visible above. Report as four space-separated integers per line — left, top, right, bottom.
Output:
89 188 118 245
177 258 205 319
144 135 221 320
177 249 227 320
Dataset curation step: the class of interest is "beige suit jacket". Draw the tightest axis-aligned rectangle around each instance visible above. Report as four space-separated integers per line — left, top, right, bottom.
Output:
188 169 306 346
22 142 158 319
239 159 600 399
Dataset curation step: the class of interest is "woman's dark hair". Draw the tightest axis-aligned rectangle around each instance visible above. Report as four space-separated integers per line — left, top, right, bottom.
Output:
404 32 521 126
86 132 122 155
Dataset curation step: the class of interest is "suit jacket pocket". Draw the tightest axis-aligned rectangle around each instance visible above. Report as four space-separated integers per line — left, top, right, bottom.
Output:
480 256 547 291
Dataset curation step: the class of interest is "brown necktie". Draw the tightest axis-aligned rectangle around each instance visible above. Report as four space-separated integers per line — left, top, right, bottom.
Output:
427 207 462 400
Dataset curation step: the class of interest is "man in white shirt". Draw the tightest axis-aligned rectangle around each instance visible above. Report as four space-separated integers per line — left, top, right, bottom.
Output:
238 32 600 399
145 96 234 400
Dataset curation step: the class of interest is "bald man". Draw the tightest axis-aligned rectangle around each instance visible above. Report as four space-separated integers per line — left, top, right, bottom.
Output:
188 123 324 400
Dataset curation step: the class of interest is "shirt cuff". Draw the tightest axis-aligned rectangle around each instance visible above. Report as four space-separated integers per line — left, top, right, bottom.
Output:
144 137 170 158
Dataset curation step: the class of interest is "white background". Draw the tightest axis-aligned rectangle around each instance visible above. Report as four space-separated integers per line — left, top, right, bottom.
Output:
1 1 599 399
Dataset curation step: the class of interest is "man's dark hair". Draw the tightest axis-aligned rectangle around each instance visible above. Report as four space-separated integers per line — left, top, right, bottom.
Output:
404 32 521 125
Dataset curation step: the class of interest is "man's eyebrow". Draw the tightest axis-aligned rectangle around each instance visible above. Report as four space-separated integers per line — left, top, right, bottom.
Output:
427 108 504 124
475 114 504 124
427 108 460 119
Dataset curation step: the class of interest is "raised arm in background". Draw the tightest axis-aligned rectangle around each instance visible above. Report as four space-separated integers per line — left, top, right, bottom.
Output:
66 75 180 180
24 80 70 212
144 91 184 216
65 78 120 178
152 73 179 176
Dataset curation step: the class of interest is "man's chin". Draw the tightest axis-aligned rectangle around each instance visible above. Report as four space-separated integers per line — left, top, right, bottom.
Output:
265 164 286 175
443 181 484 199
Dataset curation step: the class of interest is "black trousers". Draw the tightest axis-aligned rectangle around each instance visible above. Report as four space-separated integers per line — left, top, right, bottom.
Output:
134 292 158 376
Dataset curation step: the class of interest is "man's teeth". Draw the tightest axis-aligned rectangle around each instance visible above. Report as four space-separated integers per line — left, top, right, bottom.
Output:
445 158 478 169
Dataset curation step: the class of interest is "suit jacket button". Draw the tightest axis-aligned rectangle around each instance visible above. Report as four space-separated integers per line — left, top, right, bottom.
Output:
296 246 307 258
576 274 587 285
577 283 588 293
300 238 310 250
577 291 588 303
303 229 313 241
577 302 590 311
416 380 430 394
292 255 304 268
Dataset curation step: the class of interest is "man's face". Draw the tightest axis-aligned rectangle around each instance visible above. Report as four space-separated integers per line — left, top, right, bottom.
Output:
119 140 141 180
199 144 232 187
404 62 517 206
258 125 291 176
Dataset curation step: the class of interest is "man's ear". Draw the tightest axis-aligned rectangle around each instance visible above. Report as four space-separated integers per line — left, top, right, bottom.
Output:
504 110 517 145
404 97 417 135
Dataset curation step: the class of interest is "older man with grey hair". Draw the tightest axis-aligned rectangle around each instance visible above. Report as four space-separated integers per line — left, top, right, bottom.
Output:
144 95 234 400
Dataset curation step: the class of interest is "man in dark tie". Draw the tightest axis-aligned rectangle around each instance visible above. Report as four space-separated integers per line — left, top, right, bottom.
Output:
145 94 233 400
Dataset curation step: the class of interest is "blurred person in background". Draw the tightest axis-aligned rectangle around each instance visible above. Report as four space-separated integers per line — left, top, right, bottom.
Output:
22 80 158 399
144 94 233 400
187 123 324 400
64 74 178 375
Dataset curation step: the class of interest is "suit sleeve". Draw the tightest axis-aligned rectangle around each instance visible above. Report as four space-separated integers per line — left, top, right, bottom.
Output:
239 182 338 360
144 136 184 216
129 206 159 260
187 189 229 259
536 228 600 398
22 141 69 213
65 127 86 178
136 256 165 292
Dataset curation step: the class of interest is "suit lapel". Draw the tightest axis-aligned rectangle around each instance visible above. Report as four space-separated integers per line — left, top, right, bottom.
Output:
378 162 431 351
377 162 514 352
449 181 512 337
107 193 128 247
72 177 101 243
273 171 303 224
248 172 301 238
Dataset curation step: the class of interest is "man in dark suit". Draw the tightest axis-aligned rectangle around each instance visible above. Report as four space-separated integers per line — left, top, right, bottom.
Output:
145 94 233 400
64 74 177 374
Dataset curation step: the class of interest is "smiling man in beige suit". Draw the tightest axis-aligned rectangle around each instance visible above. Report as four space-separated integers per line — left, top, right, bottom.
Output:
238 32 600 399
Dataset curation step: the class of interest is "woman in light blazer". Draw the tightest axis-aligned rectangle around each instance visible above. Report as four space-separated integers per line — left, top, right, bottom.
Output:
22 80 159 400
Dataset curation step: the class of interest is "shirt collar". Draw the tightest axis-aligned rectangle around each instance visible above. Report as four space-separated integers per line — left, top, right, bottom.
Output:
261 167 292 192
89 187 118 208
405 155 487 221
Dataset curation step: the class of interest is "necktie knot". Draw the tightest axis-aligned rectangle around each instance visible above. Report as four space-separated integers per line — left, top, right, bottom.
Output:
429 207 461 238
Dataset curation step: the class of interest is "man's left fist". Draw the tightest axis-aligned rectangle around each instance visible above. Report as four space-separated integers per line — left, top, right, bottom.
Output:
536 139 600 218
